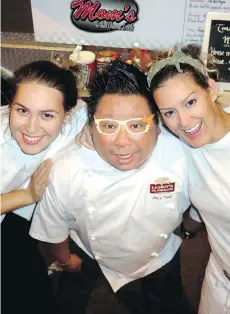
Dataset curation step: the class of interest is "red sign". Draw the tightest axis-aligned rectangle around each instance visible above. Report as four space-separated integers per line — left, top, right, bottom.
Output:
150 183 175 194
71 0 139 33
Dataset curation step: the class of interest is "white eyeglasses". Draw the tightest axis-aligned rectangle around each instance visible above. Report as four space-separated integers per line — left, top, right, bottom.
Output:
94 114 154 135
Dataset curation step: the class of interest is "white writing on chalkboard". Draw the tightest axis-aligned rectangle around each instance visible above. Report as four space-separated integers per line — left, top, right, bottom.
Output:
207 18 230 85
210 47 225 55
217 24 230 32
223 35 230 44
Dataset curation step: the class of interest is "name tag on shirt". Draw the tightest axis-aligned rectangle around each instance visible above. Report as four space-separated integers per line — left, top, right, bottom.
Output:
150 182 175 194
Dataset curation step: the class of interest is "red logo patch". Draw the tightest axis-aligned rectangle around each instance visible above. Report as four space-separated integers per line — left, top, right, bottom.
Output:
150 183 175 194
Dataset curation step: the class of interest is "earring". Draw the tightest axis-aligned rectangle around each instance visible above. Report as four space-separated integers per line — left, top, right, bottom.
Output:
61 122 66 135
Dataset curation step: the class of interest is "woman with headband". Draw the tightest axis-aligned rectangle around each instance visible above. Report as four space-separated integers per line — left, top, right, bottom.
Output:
148 44 230 314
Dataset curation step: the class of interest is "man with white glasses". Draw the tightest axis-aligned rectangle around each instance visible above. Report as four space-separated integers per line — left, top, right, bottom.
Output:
30 60 195 314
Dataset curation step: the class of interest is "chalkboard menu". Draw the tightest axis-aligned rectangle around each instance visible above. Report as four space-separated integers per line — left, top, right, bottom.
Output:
209 20 230 83
202 13 230 90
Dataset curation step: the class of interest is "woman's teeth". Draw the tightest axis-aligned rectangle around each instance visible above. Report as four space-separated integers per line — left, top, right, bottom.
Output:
184 122 202 134
24 135 42 142
118 154 131 159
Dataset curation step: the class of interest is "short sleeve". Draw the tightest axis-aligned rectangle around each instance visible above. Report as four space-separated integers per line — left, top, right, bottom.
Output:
29 147 83 243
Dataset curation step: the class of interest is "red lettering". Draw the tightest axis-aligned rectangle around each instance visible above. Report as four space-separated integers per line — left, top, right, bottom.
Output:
114 11 124 22
104 10 123 22
73 1 91 19
72 1 100 20
93 9 124 22
105 10 112 21
88 1 101 20
125 10 137 23
71 0 82 9
72 0 125 22
71 0 133 24
96 9 107 20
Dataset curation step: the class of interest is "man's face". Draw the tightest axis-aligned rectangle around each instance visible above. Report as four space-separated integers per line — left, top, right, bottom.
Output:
91 94 159 171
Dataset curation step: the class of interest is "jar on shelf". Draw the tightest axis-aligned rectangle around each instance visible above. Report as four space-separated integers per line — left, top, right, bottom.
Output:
96 50 118 72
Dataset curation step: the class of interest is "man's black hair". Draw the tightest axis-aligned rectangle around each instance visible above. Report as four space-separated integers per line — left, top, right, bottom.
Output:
87 59 159 125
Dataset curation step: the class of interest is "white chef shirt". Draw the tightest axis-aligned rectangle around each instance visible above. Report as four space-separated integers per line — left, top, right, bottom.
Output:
30 126 191 292
1 100 88 222
182 129 230 274
182 105 230 274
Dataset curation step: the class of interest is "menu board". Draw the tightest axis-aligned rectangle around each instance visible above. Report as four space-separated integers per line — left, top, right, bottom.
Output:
202 12 230 90
183 0 230 45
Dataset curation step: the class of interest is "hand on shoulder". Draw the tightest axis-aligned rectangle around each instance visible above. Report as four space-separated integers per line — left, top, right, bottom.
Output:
25 159 53 203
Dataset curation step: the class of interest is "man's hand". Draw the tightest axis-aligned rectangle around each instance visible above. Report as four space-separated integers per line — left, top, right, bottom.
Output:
75 124 95 150
56 254 82 273
25 159 53 203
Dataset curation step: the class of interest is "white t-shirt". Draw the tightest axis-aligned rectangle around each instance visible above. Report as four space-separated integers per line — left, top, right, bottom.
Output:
1 100 88 221
182 106 230 273
30 127 191 292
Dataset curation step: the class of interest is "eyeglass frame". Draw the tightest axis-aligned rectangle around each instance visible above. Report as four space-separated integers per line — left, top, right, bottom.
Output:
94 114 154 136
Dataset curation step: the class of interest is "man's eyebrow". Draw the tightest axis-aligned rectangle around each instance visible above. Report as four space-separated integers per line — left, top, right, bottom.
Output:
39 109 60 114
13 103 29 110
159 108 174 111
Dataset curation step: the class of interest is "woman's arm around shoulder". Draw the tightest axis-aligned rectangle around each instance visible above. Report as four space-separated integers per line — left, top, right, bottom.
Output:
0 159 52 215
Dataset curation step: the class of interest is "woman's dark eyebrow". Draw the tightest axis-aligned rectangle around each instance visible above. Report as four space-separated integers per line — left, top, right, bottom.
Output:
159 92 196 111
13 103 59 115
181 92 195 104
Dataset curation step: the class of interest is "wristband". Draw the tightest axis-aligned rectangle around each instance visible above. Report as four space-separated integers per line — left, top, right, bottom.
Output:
56 255 71 266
